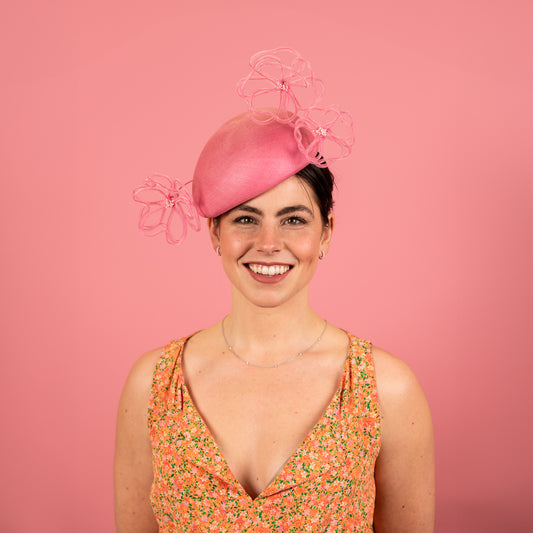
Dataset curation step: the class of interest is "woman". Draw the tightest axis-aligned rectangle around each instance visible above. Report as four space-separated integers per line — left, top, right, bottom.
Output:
115 49 434 532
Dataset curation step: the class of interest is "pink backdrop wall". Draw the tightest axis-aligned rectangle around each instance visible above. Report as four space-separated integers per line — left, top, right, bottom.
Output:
1 1 532 531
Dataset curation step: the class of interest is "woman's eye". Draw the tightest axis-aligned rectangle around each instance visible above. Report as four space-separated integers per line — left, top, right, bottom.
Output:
284 216 306 225
234 216 256 225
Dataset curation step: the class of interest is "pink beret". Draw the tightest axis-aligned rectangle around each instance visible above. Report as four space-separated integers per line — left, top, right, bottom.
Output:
192 112 309 218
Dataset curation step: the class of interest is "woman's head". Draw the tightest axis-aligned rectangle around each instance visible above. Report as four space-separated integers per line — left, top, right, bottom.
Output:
208 175 334 308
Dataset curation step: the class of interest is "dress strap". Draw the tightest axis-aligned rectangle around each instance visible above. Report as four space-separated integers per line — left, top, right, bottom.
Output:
148 338 187 428
341 334 380 436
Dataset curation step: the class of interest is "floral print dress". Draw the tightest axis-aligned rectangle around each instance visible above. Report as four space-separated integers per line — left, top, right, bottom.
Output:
148 333 381 532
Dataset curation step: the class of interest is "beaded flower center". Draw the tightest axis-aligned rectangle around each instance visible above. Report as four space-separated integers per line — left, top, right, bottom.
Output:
166 195 177 208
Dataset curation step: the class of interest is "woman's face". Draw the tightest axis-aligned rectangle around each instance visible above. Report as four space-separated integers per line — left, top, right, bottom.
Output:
208 175 333 309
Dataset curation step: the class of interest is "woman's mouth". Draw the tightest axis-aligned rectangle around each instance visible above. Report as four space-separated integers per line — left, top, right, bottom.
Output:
246 263 292 277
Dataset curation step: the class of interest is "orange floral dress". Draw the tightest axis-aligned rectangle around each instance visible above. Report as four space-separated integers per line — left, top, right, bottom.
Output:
148 333 381 532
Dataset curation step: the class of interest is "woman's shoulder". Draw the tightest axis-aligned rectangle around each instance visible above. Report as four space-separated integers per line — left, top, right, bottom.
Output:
121 345 167 399
124 328 214 392
118 338 191 422
370 344 433 464
339 332 417 392
370 345 432 427
371 345 422 398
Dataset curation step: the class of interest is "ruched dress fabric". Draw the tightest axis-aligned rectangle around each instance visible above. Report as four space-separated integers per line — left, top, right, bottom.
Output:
148 333 381 532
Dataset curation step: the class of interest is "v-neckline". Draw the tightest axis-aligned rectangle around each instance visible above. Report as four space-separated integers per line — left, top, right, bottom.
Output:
175 332 354 500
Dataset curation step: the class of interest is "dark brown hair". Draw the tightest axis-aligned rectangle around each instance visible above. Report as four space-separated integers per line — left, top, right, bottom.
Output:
296 163 335 225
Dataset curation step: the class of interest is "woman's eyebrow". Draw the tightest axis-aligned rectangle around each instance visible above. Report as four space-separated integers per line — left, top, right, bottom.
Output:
232 204 314 217
276 205 314 217
232 205 263 215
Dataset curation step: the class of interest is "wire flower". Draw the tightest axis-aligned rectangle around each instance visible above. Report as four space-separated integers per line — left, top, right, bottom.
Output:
132 175 200 245
238 47 354 166
237 47 325 124
294 106 355 167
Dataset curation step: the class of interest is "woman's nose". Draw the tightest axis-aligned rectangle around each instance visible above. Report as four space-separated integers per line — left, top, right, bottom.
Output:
255 223 281 254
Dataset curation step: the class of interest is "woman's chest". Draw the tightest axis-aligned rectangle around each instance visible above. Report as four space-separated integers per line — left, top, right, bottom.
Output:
182 357 346 497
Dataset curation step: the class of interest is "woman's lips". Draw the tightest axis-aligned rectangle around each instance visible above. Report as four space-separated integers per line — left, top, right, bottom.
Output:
245 263 293 283
247 263 291 276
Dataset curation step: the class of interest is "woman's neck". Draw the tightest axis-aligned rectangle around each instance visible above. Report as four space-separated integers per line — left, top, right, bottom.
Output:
223 290 326 362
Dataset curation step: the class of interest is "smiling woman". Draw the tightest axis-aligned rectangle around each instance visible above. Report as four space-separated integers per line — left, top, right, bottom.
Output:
116 48 434 532
210 176 333 310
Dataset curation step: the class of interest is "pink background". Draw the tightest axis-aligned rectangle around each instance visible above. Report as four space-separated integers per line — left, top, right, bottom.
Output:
1 1 532 531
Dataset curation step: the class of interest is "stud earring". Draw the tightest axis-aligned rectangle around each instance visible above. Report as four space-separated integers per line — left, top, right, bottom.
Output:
216 246 221 256
319 250 325 260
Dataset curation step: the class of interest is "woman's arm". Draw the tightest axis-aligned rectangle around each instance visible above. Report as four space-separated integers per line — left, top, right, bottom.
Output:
114 349 162 533
372 347 435 532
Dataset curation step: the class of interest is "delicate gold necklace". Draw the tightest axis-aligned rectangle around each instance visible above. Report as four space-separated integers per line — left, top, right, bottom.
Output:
221 318 328 369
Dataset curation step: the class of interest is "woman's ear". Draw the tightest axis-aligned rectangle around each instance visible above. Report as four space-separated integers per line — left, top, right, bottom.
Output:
320 213 334 254
207 217 220 252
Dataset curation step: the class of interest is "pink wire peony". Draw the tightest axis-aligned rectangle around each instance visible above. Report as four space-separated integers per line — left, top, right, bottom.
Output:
237 47 325 124
294 106 355 167
132 175 200 245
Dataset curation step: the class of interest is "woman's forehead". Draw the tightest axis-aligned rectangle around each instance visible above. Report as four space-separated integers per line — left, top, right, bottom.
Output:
241 176 317 209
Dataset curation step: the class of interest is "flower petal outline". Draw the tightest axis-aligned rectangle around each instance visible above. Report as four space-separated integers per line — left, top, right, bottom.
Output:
132 174 200 245
237 47 324 124
294 106 355 167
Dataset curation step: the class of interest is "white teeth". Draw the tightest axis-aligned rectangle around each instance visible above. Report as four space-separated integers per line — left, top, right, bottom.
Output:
249 264 290 276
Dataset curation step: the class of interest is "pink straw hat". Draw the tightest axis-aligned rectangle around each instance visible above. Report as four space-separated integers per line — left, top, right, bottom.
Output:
192 112 310 218
133 47 354 245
